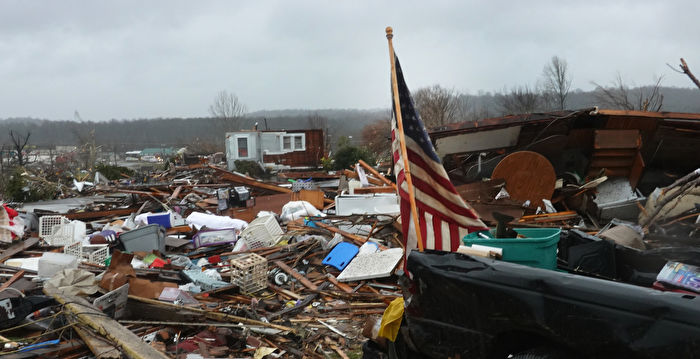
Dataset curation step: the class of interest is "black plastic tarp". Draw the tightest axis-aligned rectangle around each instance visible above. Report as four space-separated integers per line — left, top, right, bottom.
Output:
402 250 700 358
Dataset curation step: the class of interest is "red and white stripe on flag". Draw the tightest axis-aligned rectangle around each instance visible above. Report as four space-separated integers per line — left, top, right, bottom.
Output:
390 55 487 255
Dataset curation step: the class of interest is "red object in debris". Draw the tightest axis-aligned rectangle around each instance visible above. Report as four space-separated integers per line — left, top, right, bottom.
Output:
170 329 227 353
3 204 18 219
149 257 167 268
3 204 20 239
207 255 221 264
652 281 698 295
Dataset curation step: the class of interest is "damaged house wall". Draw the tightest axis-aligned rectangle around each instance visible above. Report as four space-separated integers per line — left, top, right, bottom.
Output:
225 129 325 170
429 108 700 191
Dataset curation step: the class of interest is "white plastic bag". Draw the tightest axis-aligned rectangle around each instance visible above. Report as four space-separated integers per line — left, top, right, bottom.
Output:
280 201 324 223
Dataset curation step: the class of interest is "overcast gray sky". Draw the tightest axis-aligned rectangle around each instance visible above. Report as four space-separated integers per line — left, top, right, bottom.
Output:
1 1 698 121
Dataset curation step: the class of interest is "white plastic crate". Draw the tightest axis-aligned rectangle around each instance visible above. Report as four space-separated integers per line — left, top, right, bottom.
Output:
240 215 283 249
39 215 75 246
63 241 82 259
230 253 267 294
39 215 69 238
64 242 109 265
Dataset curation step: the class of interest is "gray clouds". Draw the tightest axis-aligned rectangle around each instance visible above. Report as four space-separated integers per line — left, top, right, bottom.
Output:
0 1 698 120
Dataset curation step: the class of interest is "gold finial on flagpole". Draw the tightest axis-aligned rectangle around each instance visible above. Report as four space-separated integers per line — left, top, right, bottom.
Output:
385 26 393 39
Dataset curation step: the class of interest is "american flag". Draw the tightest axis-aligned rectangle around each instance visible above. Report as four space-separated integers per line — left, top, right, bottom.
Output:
391 55 487 254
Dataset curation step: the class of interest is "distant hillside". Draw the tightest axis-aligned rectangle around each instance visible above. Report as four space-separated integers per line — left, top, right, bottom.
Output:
0 87 697 151
0 109 388 151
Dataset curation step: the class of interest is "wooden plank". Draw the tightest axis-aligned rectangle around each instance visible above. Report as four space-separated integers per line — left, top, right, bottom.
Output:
148 187 170 196
629 152 645 189
330 343 351 359
127 295 294 332
268 283 304 300
594 129 641 149
589 156 635 168
592 149 639 157
114 189 166 197
358 159 396 190
274 260 317 291
71 318 121 359
44 287 170 359
313 221 388 249
168 185 183 202
326 274 353 294
165 225 192 235
267 282 330 320
0 270 25 291
0 237 39 263
518 211 578 223
342 169 384 186
228 192 291 222
64 208 136 220
597 109 700 120
209 165 292 194
290 189 325 209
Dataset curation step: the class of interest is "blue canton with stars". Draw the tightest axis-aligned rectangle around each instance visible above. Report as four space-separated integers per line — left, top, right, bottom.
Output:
393 56 442 164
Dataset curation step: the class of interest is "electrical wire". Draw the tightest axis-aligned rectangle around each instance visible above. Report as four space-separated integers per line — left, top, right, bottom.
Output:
0 287 25 298
0 322 75 344
0 311 64 334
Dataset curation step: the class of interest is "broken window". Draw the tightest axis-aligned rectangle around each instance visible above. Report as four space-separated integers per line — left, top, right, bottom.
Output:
237 137 248 158
281 134 305 152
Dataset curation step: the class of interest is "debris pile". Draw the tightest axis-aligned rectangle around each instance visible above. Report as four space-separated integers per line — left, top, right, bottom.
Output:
0 162 405 358
0 108 699 358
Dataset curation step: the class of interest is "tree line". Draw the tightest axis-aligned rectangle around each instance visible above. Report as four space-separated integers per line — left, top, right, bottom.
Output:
409 56 700 129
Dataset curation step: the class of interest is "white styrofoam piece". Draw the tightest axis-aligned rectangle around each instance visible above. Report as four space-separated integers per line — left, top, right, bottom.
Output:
335 194 399 216
5 257 40 272
38 252 78 278
470 244 503 256
337 248 404 282
70 220 87 243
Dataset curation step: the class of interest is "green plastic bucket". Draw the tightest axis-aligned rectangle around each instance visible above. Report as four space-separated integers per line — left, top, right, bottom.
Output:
462 228 561 270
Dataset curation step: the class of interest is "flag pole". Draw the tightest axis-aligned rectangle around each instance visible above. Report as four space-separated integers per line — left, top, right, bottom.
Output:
386 26 424 252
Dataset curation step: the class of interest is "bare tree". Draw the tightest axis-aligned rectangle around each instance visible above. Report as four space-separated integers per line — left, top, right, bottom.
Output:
593 74 664 112
208 90 247 131
307 112 329 152
668 58 700 90
496 85 544 115
307 112 328 131
413 84 458 128
72 111 98 173
541 56 572 110
0 144 6 172
361 117 392 157
452 94 473 123
9 130 31 166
